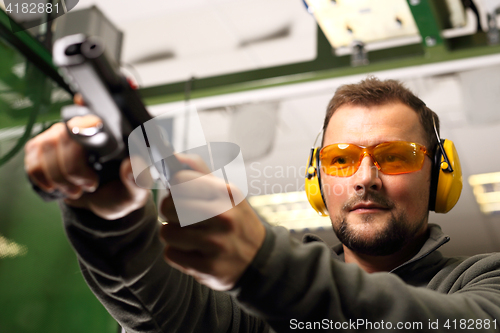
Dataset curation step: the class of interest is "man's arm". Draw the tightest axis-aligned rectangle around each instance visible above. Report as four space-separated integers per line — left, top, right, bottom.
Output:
60 197 271 333
24 116 271 333
146 147 499 332
232 225 500 332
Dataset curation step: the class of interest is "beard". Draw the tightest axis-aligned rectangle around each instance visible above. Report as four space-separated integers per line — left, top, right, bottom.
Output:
332 191 427 256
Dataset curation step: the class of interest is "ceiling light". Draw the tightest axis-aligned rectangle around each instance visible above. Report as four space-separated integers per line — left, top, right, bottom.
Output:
248 191 331 232
304 0 419 51
0 235 28 259
468 172 500 214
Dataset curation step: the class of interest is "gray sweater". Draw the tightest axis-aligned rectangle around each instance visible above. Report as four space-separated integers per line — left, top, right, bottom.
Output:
60 198 500 332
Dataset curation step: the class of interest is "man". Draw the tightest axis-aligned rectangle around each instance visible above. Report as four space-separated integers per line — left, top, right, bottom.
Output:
25 77 500 332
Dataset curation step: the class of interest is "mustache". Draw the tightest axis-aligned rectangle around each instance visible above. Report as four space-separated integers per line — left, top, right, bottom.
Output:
342 190 395 211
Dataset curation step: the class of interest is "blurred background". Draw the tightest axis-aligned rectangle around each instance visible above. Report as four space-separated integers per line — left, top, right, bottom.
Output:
1 0 500 331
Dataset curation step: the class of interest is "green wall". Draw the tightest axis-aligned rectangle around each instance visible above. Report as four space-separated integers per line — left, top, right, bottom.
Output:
0 144 118 333
0 19 117 333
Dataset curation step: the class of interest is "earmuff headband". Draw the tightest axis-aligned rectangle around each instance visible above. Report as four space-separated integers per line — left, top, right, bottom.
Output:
432 116 453 173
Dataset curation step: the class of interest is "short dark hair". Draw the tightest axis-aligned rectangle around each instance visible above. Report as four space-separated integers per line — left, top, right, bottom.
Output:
322 76 440 155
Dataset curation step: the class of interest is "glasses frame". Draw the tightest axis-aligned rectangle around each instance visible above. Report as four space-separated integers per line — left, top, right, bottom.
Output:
306 114 454 179
319 141 432 177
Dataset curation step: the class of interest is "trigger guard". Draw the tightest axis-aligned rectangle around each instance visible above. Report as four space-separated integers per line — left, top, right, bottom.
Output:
67 129 109 148
61 104 92 122
64 121 117 162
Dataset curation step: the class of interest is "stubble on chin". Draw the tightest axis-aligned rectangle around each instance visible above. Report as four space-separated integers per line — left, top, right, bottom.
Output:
332 211 412 256
330 192 427 256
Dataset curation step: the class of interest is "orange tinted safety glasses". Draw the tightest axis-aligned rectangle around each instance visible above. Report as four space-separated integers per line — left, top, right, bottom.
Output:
320 141 431 177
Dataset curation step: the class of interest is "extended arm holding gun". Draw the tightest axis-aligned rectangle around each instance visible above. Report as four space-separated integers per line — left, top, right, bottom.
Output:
24 33 269 333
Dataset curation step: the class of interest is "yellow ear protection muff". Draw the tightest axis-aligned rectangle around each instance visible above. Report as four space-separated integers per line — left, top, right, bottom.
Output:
305 131 329 216
305 117 463 215
428 116 463 213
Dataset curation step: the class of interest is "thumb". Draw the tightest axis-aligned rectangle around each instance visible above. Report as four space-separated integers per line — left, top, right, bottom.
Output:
123 155 155 190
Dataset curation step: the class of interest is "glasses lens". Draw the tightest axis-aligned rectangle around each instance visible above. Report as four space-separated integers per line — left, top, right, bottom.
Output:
320 144 361 177
374 142 425 174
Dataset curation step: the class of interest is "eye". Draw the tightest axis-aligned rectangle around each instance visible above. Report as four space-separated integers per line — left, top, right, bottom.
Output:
383 154 406 163
331 156 350 165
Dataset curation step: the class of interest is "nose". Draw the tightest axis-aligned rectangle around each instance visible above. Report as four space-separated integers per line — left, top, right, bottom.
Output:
353 153 382 194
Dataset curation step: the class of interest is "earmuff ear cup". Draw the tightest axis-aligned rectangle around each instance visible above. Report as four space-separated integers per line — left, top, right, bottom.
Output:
305 147 329 216
429 139 463 213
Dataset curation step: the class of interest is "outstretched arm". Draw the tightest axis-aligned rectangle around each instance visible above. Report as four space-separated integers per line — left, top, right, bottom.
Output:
61 197 270 333
232 225 500 332
25 115 270 333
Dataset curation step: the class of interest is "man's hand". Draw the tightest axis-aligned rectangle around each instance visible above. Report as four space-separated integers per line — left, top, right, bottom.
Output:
159 154 266 291
24 96 150 220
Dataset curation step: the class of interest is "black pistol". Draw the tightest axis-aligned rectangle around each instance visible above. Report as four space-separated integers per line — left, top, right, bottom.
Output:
39 34 184 199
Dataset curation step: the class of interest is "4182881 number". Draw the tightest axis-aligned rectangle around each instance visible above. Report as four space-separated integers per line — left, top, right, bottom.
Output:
444 319 497 330
5 2 59 14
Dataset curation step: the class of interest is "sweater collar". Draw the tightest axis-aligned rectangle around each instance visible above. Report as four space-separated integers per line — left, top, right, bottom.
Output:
304 223 450 269
389 223 450 273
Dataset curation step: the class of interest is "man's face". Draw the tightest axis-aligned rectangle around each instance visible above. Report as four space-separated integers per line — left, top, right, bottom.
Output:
321 102 431 256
